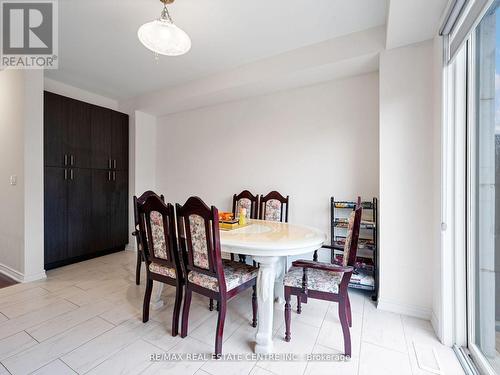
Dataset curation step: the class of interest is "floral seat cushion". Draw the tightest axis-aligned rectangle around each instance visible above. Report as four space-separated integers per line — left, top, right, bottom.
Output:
188 259 257 292
283 266 342 294
149 262 176 279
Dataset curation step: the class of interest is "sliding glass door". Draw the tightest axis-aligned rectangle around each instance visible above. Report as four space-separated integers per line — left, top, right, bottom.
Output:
468 2 500 373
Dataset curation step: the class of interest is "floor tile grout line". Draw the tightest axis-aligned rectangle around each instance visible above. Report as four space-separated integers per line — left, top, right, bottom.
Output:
302 300 330 375
23 329 40 344
0 362 11 375
400 314 417 375
357 295 367 375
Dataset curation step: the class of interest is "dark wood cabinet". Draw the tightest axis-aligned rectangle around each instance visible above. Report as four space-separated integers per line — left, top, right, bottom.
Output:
44 91 129 269
112 112 129 171
44 167 68 265
44 92 91 169
91 108 128 171
67 168 93 258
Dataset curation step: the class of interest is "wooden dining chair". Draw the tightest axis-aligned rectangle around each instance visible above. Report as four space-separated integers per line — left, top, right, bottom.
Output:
312 196 361 262
132 191 165 285
231 190 259 263
282 203 362 357
136 194 183 336
232 190 259 219
259 191 289 222
176 196 258 357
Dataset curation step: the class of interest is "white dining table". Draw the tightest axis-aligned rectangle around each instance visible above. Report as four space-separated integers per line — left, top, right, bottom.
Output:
150 219 326 354
220 219 326 353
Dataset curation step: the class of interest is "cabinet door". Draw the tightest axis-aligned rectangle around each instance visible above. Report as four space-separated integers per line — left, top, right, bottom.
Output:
67 168 92 258
110 170 129 248
67 99 91 169
92 169 114 252
44 92 67 167
91 106 112 170
44 167 68 265
111 112 128 171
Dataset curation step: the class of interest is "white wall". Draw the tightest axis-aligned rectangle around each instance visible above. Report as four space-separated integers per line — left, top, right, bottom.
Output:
379 40 438 319
128 111 157 249
155 73 380 260
23 70 46 281
0 69 45 282
0 70 26 277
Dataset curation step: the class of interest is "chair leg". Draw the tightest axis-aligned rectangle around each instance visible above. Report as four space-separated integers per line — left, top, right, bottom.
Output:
215 298 227 358
136 250 142 285
238 254 247 264
216 301 220 311
297 295 302 314
339 296 351 357
143 279 153 323
313 250 318 262
346 294 352 328
284 287 292 342
209 299 214 311
172 283 183 337
252 285 258 327
181 289 192 338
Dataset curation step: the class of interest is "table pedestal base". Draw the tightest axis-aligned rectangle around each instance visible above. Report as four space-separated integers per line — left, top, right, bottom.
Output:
253 255 280 354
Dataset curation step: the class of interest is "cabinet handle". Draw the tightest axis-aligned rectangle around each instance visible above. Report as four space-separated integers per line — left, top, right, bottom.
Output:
64 169 68 180
64 154 68 166
113 171 116 181
113 159 117 169
70 169 74 180
108 158 112 169
70 155 74 166
108 171 111 181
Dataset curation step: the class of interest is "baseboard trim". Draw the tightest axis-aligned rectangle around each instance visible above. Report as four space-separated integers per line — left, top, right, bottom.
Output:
0 263 24 282
431 310 441 340
377 298 432 320
0 263 46 283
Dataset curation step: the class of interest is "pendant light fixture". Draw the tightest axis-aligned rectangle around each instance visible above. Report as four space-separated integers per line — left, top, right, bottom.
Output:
138 0 191 57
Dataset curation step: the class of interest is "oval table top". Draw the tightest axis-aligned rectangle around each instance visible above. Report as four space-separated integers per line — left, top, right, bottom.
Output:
220 219 326 257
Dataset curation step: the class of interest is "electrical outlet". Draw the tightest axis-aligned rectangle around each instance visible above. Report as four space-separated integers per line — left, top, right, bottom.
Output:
9 175 17 186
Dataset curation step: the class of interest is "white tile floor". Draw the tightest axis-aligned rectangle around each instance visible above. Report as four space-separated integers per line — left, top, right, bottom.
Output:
0 251 464 375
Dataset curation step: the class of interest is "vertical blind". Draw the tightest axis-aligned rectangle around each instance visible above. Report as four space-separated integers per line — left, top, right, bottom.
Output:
440 0 493 62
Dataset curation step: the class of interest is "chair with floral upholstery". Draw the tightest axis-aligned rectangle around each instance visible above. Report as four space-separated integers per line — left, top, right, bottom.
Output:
259 191 289 222
231 190 259 263
136 194 183 337
283 204 362 357
132 191 165 285
232 190 259 220
176 196 258 357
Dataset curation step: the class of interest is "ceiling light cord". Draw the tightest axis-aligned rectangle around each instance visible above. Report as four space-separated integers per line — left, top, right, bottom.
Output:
160 4 173 23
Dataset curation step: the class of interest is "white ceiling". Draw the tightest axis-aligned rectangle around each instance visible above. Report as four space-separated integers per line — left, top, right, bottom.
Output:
45 0 388 100
386 0 449 49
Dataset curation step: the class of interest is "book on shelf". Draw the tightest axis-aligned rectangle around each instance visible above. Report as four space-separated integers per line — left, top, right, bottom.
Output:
333 201 375 210
334 238 375 250
334 255 374 272
350 271 375 288
333 219 375 229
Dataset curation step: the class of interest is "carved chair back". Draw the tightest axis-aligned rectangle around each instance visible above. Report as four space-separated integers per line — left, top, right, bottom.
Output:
259 191 289 222
133 191 165 250
176 197 226 294
136 194 180 275
343 202 363 267
232 190 259 219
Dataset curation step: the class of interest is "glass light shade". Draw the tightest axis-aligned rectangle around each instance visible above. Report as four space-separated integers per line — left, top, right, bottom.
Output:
138 19 191 56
